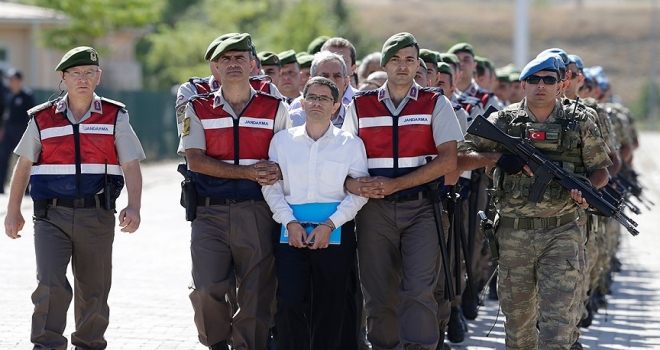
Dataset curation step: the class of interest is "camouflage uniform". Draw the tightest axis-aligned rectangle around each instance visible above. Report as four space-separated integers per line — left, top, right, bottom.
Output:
462 98 611 349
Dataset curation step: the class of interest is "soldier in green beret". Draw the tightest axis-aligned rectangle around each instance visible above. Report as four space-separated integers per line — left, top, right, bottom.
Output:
258 51 281 86
4 46 145 349
474 56 497 92
277 50 301 103
182 33 290 350
307 35 330 55
343 32 464 350
494 66 513 105
419 48 440 86
296 52 314 88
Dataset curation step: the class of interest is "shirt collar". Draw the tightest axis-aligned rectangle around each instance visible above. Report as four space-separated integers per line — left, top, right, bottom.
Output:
377 81 421 102
209 75 220 92
212 86 257 109
293 121 339 141
342 85 356 105
55 93 103 114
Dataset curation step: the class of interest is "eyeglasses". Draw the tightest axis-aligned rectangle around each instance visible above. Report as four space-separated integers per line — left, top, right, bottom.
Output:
65 69 99 80
304 94 334 104
569 71 580 80
525 75 558 85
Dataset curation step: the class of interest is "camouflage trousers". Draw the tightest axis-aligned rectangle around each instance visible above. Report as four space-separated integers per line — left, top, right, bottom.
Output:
496 219 581 350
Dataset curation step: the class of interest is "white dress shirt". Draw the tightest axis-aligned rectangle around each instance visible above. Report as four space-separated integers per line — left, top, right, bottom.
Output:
262 123 369 228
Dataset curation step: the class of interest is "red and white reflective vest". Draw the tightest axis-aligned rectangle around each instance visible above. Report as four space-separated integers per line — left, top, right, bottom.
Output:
29 98 123 200
189 91 280 199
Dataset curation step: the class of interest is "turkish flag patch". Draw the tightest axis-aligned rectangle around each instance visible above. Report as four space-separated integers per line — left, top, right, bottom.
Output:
529 130 546 140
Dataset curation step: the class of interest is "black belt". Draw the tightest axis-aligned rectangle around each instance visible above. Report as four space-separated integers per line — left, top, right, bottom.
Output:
382 191 429 202
498 211 579 230
35 194 105 209
196 196 260 206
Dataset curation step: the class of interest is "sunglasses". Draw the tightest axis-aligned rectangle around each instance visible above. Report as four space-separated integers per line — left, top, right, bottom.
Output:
525 75 558 85
569 71 580 80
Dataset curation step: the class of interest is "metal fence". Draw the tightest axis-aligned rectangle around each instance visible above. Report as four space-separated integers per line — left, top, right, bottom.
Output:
32 88 179 162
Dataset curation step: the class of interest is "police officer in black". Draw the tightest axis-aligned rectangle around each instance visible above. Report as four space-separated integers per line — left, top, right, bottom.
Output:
0 68 34 193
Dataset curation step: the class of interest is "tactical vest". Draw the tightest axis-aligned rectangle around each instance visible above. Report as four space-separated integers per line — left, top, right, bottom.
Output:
189 91 280 199
30 98 124 200
492 105 587 206
354 88 440 196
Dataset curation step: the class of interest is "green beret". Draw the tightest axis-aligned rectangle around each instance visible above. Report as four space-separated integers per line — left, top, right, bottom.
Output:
55 46 99 72
278 50 298 66
447 42 475 56
496 66 512 82
419 49 438 66
439 53 459 66
475 56 495 71
307 36 331 54
296 53 314 69
258 51 280 66
419 58 427 70
210 33 252 61
437 62 453 76
381 32 417 66
204 33 239 61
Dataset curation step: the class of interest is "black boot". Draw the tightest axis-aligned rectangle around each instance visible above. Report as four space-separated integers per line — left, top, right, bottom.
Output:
487 273 498 301
209 340 229 350
461 293 479 320
570 340 584 350
447 306 466 343
436 331 453 350
579 299 594 328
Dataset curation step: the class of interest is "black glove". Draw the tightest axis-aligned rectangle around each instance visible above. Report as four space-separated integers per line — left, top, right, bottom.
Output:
496 154 527 175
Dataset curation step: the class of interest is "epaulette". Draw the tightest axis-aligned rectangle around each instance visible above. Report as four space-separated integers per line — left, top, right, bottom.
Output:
188 92 214 102
189 76 210 85
249 74 272 83
457 94 480 107
254 89 281 100
354 89 379 96
27 98 60 116
420 86 445 96
452 102 464 111
100 97 126 110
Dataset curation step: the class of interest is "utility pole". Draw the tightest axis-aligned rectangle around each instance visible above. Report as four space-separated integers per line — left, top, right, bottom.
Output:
649 0 658 131
514 0 529 70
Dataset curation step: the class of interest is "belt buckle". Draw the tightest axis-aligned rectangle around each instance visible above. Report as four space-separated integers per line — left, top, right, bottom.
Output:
73 198 85 208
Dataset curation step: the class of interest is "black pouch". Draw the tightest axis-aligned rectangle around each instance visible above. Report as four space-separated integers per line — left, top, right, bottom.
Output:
33 200 48 219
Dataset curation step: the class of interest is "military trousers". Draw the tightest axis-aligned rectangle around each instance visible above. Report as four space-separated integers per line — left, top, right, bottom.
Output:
31 205 115 350
356 198 440 350
189 201 276 350
496 217 581 350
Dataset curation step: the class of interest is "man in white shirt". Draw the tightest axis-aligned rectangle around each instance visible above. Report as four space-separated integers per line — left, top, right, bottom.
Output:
262 76 369 350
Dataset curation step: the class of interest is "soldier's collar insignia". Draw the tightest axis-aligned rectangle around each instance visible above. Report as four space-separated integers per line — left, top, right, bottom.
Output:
409 86 418 100
212 79 220 90
55 99 67 114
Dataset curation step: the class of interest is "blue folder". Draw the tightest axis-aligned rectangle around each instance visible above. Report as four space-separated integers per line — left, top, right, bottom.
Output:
280 202 342 245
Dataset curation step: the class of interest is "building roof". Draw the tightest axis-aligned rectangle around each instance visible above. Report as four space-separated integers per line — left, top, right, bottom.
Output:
0 2 67 24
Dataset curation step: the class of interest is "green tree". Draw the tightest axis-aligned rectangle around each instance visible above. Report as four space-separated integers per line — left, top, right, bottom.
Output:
21 0 164 51
139 0 373 90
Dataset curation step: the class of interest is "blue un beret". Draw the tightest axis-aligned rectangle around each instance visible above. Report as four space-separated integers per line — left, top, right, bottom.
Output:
520 55 560 81
538 48 569 65
568 54 584 70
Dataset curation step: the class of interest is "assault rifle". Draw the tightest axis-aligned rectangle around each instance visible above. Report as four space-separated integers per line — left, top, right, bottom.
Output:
467 115 639 236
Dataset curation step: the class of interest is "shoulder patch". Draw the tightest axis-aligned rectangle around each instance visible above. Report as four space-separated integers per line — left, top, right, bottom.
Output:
27 99 58 116
452 102 464 111
100 97 126 109
354 89 379 97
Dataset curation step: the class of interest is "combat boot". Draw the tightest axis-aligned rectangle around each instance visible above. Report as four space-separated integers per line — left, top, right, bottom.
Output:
487 274 498 301
570 340 584 350
461 293 479 320
436 331 453 350
209 340 229 350
447 306 466 343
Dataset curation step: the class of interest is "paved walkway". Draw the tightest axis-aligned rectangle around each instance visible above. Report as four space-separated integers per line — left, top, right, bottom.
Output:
1 133 659 349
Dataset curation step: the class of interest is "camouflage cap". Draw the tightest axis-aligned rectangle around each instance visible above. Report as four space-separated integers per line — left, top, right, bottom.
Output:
258 51 280 66
381 32 417 66
278 50 298 65
296 52 314 69
437 62 453 76
55 46 99 71
204 33 239 60
307 36 331 54
447 42 474 56
419 49 438 66
210 33 252 61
